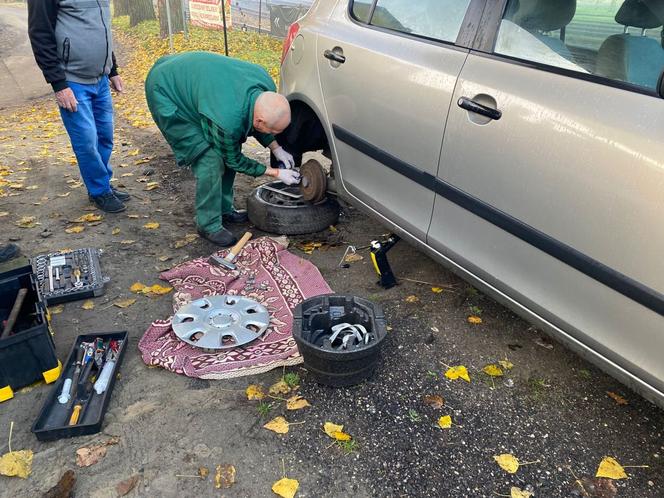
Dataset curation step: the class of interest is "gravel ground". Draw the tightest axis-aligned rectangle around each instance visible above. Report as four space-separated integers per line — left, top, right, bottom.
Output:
0 91 663 497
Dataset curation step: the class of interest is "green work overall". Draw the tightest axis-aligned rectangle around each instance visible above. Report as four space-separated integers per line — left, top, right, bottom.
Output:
145 52 276 233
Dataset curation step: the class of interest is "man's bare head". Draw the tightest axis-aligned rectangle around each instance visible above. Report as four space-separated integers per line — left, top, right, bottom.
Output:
253 91 291 135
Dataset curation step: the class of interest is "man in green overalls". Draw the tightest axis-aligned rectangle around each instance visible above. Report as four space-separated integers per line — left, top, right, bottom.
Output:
145 52 300 246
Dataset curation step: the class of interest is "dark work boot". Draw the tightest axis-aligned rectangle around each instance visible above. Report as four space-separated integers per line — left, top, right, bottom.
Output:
197 228 238 247
90 192 126 213
88 188 130 203
222 210 249 224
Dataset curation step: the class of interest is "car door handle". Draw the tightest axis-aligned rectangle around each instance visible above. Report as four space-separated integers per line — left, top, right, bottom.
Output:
457 97 502 121
323 50 346 64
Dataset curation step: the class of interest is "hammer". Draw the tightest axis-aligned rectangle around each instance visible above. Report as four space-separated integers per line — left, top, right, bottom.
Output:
208 232 253 270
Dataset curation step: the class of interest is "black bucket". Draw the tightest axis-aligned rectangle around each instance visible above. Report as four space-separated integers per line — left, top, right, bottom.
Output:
292 294 387 387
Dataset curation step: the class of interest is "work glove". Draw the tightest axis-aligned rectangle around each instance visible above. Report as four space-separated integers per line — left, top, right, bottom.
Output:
277 169 301 185
273 146 295 169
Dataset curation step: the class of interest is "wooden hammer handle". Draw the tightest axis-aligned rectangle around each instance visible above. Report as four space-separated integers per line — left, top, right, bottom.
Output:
1 288 28 339
227 232 253 261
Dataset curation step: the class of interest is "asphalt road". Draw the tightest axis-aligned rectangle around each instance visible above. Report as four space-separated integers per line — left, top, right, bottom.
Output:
0 3 51 108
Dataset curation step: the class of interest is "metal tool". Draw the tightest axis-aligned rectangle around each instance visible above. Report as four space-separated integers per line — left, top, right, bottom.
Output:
60 345 86 406
370 235 400 289
93 340 121 395
209 232 253 271
0 288 28 339
72 267 83 288
172 295 270 350
324 323 374 351
261 184 303 199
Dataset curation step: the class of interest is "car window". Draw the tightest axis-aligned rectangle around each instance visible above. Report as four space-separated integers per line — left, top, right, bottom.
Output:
495 0 664 92
351 1 373 23
367 0 472 43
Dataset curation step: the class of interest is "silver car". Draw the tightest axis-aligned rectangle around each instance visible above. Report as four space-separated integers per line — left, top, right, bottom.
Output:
278 0 664 408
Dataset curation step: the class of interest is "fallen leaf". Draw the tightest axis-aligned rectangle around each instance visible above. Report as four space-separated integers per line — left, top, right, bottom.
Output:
323 422 351 441
0 450 33 478
57 192 71 198
120 172 134 177
214 464 236 489
344 253 363 263
112 227 121 235
511 487 534 498
174 233 198 248
0 211 8 217
431 287 444 293
607 392 628 406
264 416 290 434
575 476 618 498
498 359 514 370
272 477 299 498
198 467 209 478
49 304 65 315
286 395 311 411
120 240 135 245
113 298 137 308
269 380 291 395
423 394 445 409
76 446 108 467
445 365 470 382
143 222 160 230
43 470 76 498
130 282 146 293
15 216 37 228
405 295 420 303
65 225 85 234
81 300 95 310
246 384 266 401
75 213 102 223
142 284 173 296
297 241 323 254
158 255 172 262
494 453 520 474
128 149 140 156
144 182 159 191
437 415 452 429
116 475 139 496
127 214 139 219
468 316 483 324
596 457 628 480
483 364 504 377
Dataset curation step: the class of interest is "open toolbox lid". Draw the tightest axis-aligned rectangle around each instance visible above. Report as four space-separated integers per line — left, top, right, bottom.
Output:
32 248 110 305
0 255 33 284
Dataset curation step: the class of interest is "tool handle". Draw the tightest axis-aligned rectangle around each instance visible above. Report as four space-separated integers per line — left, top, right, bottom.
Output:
93 360 115 395
1 288 28 338
227 232 252 261
69 404 82 425
58 378 73 404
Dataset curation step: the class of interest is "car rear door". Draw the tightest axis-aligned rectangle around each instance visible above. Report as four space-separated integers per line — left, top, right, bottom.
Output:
428 0 664 395
317 0 476 240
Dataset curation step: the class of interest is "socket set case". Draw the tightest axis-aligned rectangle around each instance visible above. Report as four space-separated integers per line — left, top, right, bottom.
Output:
33 248 109 305
32 331 128 442
0 258 60 402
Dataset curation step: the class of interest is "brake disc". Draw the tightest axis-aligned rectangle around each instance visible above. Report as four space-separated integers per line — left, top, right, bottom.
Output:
300 159 327 203
172 295 270 350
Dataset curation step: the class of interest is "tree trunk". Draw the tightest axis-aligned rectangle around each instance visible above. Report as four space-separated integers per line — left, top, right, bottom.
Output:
158 0 185 38
129 0 156 27
113 0 129 17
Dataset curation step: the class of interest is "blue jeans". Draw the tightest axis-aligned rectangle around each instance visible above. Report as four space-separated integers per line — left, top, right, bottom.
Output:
59 76 114 197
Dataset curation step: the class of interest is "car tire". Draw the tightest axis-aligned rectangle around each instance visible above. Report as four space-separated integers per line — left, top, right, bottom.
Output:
247 181 340 235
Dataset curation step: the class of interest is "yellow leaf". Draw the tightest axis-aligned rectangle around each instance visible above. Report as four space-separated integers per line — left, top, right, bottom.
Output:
158 255 172 262
128 149 140 156
437 415 452 429
25 185 38 190
127 214 139 219
468 316 483 324
405 295 420 303
264 416 290 434
494 453 520 474
49 304 65 315
65 225 85 234
57 192 71 198
112 228 120 235
144 182 159 191
120 240 135 245
246 384 266 401
214 464 236 489
75 213 103 223
130 283 146 293
511 487 534 498
143 222 160 230
0 211 8 217
286 395 311 411
0 450 33 479
596 456 628 480
142 284 172 296
498 360 514 370
272 477 299 498
113 298 137 309
483 364 504 377
444 366 470 382
174 233 198 248
15 216 37 228
81 300 95 310
344 253 363 263
431 287 444 294
323 422 351 441
120 172 134 177
269 380 291 395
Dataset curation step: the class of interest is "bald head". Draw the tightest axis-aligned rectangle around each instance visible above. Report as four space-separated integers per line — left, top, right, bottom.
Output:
253 92 291 135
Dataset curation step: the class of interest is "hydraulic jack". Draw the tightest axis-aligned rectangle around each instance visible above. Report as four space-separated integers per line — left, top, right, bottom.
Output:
370 235 400 289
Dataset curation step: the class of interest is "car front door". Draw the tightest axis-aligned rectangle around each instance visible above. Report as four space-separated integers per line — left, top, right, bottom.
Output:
317 0 474 240
428 0 664 396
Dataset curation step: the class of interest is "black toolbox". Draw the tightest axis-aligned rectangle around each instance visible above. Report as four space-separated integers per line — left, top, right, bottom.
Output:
0 257 60 403
32 331 127 442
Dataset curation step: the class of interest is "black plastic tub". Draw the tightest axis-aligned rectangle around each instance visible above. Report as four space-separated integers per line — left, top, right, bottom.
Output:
292 294 387 386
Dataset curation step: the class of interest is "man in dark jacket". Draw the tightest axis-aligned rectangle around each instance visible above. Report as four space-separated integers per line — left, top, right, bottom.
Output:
27 0 128 213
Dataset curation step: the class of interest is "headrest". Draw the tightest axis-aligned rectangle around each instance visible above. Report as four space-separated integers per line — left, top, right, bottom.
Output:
616 0 663 29
509 0 577 32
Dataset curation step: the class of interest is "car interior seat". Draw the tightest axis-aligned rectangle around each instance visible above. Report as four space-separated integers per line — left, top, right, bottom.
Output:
596 0 664 88
505 0 577 60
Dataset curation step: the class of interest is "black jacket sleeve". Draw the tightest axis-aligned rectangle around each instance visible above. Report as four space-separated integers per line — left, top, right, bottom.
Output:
27 0 68 92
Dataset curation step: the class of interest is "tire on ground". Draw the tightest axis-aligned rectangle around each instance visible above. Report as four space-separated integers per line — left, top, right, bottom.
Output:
247 182 340 235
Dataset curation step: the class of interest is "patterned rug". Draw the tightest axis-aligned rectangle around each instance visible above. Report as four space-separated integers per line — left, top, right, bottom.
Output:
138 237 332 379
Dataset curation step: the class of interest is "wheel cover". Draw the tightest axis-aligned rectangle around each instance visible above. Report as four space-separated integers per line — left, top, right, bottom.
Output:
172 295 270 350
300 160 327 203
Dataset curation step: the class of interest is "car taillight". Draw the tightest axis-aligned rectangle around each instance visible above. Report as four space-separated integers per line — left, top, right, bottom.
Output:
281 22 300 65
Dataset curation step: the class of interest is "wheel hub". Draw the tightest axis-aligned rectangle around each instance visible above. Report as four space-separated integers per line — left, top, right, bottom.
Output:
299 159 327 203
